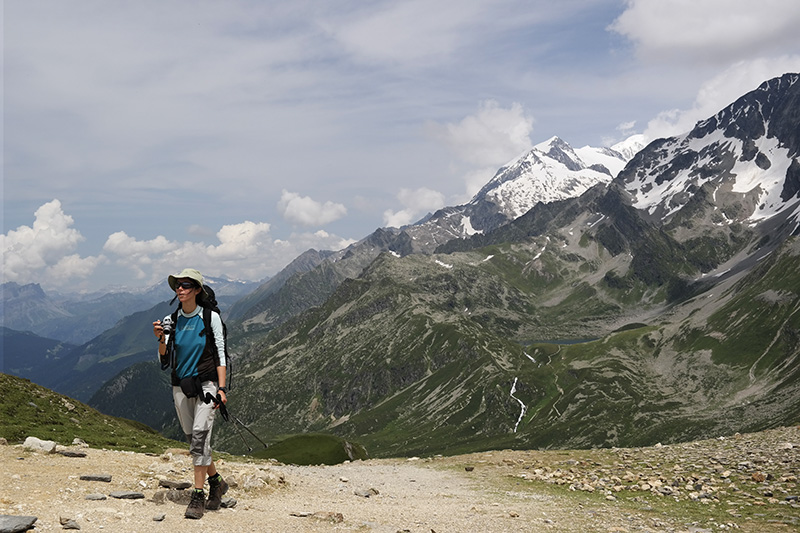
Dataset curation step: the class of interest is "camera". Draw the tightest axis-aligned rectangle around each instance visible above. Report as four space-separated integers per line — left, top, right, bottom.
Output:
159 315 175 370
161 315 174 337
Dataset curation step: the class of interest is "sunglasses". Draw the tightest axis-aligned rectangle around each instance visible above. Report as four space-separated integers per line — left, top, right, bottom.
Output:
175 281 199 290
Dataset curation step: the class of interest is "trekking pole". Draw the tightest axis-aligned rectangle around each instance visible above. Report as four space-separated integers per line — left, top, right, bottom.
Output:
204 393 268 451
228 412 269 449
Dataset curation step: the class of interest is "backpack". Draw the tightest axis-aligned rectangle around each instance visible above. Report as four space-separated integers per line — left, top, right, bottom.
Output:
161 284 233 390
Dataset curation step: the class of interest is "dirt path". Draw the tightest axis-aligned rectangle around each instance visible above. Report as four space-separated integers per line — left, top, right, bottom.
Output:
0 444 638 533
2 434 798 533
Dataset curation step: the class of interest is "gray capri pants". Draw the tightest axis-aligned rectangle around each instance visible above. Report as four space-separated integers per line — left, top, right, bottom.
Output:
172 380 218 466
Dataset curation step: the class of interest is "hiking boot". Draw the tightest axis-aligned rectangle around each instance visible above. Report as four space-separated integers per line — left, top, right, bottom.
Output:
206 476 229 510
185 489 206 519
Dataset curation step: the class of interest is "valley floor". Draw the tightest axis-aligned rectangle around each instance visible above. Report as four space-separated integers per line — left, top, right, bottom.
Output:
1 426 799 532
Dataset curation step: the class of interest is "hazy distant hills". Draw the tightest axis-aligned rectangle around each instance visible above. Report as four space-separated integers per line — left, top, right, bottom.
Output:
1 277 258 402
0 276 259 346
1 282 158 345
1 327 76 385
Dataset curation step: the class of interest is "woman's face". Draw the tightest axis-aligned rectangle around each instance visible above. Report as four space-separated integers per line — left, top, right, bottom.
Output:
175 278 201 304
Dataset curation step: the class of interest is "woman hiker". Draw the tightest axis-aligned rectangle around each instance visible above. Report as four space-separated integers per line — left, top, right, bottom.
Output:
153 268 229 519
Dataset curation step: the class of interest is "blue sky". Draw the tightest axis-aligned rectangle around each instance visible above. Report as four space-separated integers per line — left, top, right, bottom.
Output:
3 0 800 292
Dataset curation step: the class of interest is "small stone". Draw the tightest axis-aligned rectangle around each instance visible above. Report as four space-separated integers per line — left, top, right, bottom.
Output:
58 451 87 458
80 474 112 483
354 488 379 498
59 516 80 530
465 466 475 472
84 494 107 501
152 514 166 522
158 479 192 490
221 497 237 508
109 491 145 500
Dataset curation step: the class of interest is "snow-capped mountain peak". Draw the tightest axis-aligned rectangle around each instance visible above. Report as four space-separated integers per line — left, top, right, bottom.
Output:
398 135 644 253
473 135 642 219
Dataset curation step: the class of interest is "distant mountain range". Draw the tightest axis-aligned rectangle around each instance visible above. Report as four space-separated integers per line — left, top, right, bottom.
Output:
1 276 260 345
6 73 799 459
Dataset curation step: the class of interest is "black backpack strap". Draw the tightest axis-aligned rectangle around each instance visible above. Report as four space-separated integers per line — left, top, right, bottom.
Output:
200 306 221 366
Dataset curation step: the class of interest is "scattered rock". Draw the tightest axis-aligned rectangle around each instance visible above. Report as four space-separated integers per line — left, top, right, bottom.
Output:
465 466 474 472
354 488 380 498
221 497 237 508
152 513 166 522
59 516 80 530
58 450 87 458
22 437 56 454
79 474 111 482
158 479 192 490
109 491 145 500
84 494 106 501
0 515 37 533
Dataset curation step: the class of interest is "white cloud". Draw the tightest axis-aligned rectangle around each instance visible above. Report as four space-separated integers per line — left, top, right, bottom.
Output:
324 0 482 66
644 57 800 140
383 187 446 228
46 254 106 286
4 200 353 290
610 0 800 64
278 190 348 227
429 100 534 168
426 100 534 199
103 219 352 284
1 199 102 284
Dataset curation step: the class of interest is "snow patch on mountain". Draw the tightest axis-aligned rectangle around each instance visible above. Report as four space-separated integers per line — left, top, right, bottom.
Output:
626 128 795 223
460 216 480 236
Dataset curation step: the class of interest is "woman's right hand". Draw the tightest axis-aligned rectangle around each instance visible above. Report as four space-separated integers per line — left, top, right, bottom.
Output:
153 320 164 340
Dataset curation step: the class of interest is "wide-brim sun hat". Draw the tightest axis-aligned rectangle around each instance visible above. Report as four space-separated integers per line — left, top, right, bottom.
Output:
168 268 207 294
